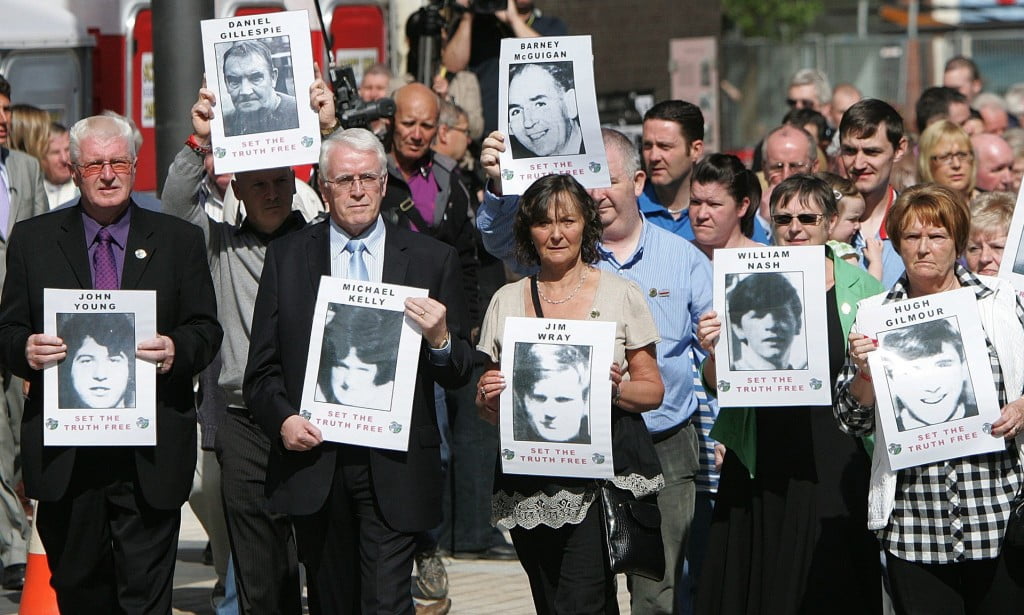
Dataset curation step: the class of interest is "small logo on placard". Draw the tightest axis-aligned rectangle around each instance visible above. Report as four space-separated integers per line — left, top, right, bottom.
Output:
502 448 515 460
718 380 731 392
809 378 822 390
215 147 226 159
502 169 514 181
389 422 402 434
588 162 602 173
592 453 606 464
301 136 314 148
136 417 150 429
888 443 902 455
300 409 312 420
982 423 993 434
45 418 58 430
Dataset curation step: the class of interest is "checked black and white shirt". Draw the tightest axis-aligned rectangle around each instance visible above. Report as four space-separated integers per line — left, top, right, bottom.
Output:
834 266 1023 563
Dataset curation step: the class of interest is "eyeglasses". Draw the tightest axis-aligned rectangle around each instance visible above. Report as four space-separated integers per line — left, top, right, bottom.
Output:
786 98 816 109
930 151 973 166
772 213 824 226
765 160 810 178
75 158 135 177
324 172 383 192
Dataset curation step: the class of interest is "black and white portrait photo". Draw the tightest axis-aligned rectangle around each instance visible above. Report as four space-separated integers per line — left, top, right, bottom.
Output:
57 312 137 410
216 37 300 137
507 62 584 159
726 272 808 371
314 304 402 411
880 318 978 432
512 342 592 444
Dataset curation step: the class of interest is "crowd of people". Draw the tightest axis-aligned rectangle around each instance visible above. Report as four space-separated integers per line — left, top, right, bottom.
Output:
0 1 1023 613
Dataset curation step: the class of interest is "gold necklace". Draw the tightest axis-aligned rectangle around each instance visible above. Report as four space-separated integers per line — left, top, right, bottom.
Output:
537 267 589 305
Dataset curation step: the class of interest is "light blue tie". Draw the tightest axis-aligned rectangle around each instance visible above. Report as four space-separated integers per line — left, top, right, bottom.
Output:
345 239 368 281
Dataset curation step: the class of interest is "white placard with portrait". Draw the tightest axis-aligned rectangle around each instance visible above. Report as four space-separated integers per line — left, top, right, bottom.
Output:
497 35 609 194
201 10 321 175
857 287 1004 470
996 181 1024 293
43 289 157 446
300 276 427 451
498 317 615 479
712 246 830 408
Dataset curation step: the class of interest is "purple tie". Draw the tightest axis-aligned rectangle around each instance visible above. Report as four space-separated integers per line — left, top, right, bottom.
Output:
93 228 118 290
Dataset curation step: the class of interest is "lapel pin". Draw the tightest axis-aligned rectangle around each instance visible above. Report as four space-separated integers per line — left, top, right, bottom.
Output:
841 303 851 315
589 309 600 319
135 249 147 259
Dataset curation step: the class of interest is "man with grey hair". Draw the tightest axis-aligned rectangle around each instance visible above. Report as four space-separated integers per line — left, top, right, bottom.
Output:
0 114 221 612
973 92 1011 136
787 68 832 116
760 124 819 221
244 127 473 613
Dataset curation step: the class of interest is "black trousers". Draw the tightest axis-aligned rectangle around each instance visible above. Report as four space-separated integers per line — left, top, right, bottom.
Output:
216 409 301 615
510 501 618 615
886 548 1024 614
293 445 416 615
35 450 179 615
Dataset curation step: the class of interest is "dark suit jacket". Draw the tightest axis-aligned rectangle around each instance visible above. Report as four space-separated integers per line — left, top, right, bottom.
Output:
244 219 473 532
0 148 48 290
0 203 222 509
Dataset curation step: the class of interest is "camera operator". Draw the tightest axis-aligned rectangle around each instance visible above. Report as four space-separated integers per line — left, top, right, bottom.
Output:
442 0 567 134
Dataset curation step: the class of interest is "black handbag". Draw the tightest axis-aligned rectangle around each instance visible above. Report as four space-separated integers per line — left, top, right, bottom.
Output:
598 481 665 581
1004 491 1024 548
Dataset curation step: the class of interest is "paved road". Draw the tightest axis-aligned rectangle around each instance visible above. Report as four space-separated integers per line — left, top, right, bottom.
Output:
0 507 632 614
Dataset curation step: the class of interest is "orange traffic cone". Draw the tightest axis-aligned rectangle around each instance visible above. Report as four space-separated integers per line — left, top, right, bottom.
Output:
19 503 58 615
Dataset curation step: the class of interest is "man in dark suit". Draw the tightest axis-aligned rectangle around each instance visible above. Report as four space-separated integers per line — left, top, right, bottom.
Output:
244 127 473 614
0 114 222 613
0 73 48 590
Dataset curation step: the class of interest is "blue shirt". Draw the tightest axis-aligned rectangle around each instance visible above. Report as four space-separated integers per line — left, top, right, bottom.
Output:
638 182 771 245
596 222 712 432
476 190 713 432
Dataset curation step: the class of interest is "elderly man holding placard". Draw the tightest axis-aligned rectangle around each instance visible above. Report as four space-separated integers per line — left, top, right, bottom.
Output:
0 114 222 613
244 128 473 614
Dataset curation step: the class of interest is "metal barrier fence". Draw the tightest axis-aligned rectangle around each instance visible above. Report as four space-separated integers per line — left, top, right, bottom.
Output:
720 28 1024 152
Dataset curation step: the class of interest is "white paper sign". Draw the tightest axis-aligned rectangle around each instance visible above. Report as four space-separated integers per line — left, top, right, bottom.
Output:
498 317 615 479
997 181 1024 294
300 277 427 451
43 289 157 446
201 10 320 174
712 246 830 407
497 35 609 194
857 287 1004 470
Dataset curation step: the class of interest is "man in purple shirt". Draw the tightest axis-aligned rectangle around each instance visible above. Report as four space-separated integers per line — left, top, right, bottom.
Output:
0 114 221 613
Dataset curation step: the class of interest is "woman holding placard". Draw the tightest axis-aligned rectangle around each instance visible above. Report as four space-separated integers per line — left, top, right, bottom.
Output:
475 173 664 613
838 183 1024 612
695 175 884 614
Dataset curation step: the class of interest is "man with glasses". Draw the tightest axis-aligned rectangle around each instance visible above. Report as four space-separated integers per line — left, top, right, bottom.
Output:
786 68 832 115
839 98 909 286
759 124 819 230
244 127 473 614
0 114 222 613
0 73 47 592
